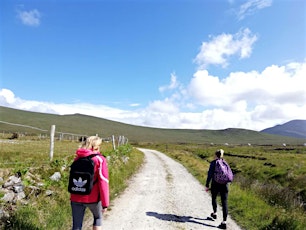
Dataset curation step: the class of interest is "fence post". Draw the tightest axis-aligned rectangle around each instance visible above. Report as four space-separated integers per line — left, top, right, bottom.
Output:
112 135 116 150
50 125 56 161
118 135 121 148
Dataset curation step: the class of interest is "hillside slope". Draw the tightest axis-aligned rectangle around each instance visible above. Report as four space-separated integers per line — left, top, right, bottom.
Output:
0 106 304 145
261 120 306 138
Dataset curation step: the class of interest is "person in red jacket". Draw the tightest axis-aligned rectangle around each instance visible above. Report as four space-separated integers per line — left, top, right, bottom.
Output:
70 136 109 230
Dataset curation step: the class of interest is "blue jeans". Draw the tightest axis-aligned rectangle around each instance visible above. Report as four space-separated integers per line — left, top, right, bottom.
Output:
71 201 102 230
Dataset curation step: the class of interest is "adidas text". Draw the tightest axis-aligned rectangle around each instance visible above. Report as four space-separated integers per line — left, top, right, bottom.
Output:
71 187 86 192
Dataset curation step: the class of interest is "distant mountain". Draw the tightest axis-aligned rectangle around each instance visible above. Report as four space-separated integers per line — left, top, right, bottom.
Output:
261 120 306 138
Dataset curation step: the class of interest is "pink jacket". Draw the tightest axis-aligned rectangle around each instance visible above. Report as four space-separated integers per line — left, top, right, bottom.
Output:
70 148 110 208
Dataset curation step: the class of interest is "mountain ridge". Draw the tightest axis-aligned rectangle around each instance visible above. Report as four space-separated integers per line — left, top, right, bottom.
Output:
261 119 306 138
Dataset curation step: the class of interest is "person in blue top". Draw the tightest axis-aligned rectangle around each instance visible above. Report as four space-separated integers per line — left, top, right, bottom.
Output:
205 149 229 230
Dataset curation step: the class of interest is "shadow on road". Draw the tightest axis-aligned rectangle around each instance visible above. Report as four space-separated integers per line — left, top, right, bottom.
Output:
146 211 216 228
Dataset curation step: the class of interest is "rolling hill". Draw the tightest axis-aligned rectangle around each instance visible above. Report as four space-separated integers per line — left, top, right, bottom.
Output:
0 106 304 145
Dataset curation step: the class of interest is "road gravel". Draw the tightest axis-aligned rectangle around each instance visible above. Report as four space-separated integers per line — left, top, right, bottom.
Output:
85 148 242 230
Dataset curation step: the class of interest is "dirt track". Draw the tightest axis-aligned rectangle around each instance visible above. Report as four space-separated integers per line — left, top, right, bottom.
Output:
85 148 242 230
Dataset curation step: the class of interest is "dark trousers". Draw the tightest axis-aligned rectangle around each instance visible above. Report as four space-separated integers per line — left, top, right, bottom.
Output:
211 183 228 221
71 201 102 230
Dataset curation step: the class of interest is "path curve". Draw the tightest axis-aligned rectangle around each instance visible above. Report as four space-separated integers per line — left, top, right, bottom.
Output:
86 148 242 230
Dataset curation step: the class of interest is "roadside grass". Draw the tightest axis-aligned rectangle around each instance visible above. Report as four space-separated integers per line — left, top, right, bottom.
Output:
104 144 144 203
0 139 144 229
2 138 306 229
137 143 306 230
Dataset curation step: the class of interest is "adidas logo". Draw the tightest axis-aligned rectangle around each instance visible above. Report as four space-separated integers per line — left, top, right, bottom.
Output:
73 177 88 187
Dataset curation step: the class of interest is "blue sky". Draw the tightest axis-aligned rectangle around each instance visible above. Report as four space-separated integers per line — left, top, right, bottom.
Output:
1 0 305 131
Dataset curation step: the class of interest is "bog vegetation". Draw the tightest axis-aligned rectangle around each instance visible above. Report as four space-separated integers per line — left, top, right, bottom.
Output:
0 134 306 229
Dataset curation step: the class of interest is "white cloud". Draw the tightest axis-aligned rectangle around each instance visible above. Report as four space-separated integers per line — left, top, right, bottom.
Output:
1 59 306 131
129 103 140 107
194 28 257 69
185 60 306 129
17 8 41 26
188 70 228 107
0 89 16 104
0 88 133 122
237 0 273 20
115 58 304 130
1 60 305 131
159 72 180 92
147 98 179 114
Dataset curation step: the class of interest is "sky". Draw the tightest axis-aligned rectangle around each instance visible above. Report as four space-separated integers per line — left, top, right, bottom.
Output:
0 0 306 131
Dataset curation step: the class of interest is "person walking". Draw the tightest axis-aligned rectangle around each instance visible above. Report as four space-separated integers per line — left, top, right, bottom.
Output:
205 149 233 229
69 136 110 230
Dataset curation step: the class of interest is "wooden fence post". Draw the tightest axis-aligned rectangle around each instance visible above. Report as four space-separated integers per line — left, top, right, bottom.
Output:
112 135 116 150
118 135 121 148
50 125 55 161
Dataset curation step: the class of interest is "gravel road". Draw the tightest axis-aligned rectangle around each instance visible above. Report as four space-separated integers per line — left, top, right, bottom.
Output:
85 148 242 230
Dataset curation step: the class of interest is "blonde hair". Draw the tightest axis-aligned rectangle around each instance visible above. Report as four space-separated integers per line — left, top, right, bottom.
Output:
82 136 102 151
215 149 224 159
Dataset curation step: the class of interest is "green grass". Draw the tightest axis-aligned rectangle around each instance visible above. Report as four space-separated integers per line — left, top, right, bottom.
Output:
137 143 306 230
0 139 144 229
1 130 306 229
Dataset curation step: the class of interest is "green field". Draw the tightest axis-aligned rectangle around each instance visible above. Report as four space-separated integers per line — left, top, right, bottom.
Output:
1 138 306 229
0 139 144 229
1 106 306 229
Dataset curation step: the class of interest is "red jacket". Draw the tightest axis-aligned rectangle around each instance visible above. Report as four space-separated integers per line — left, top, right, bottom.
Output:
70 148 110 208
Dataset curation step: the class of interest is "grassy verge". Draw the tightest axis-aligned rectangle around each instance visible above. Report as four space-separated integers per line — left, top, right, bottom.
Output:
2 139 305 229
0 139 144 229
137 143 306 230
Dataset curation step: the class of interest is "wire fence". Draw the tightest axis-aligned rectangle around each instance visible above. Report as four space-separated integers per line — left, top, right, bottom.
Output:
0 120 129 159
0 120 88 140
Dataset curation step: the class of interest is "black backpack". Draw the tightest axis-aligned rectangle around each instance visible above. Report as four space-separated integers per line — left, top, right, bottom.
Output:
68 154 99 195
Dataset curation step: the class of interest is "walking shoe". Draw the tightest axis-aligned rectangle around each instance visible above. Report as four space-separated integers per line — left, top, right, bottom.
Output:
218 222 227 229
210 213 217 219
